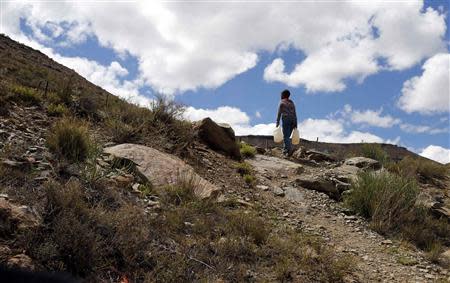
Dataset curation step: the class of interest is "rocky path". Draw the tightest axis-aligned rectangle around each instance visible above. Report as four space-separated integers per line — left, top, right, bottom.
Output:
244 154 448 283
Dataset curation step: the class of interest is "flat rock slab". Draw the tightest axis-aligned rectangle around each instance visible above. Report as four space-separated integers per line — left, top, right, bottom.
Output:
104 143 220 199
248 154 303 176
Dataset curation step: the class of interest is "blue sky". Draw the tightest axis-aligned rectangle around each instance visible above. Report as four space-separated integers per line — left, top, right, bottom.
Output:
1 0 449 163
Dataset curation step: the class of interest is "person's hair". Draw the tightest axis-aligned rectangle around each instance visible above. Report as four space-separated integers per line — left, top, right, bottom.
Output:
281 89 290 99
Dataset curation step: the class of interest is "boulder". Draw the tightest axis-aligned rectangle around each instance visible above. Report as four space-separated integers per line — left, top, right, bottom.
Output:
344 157 381 170
331 164 361 183
196 118 241 160
104 144 221 199
295 175 339 199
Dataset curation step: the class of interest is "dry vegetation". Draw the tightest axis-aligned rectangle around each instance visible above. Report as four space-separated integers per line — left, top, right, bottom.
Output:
345 171 450 255
10 175 353 282
239 142 257 158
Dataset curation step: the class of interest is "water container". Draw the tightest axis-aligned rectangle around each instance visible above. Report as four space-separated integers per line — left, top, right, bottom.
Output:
273 126 283 143
291 128 300 145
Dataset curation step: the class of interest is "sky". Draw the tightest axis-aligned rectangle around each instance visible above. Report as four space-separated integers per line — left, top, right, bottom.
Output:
1 0 449 163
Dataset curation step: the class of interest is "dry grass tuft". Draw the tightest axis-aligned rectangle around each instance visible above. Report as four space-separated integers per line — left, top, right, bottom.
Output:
47 118 92 162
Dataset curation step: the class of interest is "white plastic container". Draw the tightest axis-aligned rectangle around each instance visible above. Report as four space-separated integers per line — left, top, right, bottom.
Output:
291 128 300 145
273 126 283 143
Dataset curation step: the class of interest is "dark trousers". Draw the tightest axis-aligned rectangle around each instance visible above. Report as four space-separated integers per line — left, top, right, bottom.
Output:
282 118 294 154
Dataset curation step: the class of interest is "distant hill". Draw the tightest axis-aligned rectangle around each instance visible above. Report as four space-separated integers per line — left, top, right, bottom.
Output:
237 135 435 163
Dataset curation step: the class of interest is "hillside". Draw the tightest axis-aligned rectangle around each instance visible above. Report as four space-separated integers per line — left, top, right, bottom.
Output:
0 34 449 282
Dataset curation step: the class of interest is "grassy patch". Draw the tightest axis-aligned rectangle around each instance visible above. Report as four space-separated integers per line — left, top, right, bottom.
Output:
361 143 389 165
387 156 449 183
47 118 92 162
235 162 252 176
18 172 354 282
47 103 68 117
10 85 42 106
345 171 450 253
239 142 257 159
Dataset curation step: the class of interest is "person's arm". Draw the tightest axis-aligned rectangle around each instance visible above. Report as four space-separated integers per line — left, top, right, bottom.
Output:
276 102 282 127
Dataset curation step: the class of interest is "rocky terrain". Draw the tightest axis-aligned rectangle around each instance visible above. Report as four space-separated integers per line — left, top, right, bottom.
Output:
0 35 449 282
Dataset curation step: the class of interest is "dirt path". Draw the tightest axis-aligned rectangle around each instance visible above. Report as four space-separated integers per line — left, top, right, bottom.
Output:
243 154 449 283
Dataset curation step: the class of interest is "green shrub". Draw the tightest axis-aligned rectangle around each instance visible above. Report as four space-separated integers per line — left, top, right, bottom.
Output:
10 85 42 106
345 171 450 252
47 118 92 162
47 103 68 117
239 142 257 158
345 171 418 233
361 143 389 165
243 174 255 185
235 162 252 176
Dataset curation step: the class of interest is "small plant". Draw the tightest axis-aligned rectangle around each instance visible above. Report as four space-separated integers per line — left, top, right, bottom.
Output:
361 143 389 165
162 173 199 206
10 85 42 106
106 117 138 143
47 103 68 117
47 118 92 162
239 142 257 158
243 174 255 185
235 162 252 176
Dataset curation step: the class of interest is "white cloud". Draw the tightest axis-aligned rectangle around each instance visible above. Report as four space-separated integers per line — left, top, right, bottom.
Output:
183 106 388 143
3 1 447 94
183 106 250 125
420 145 450 164
399 53 450 114
400 123 448 135
255 111 262 118
299 118 384 143
350 108 401 128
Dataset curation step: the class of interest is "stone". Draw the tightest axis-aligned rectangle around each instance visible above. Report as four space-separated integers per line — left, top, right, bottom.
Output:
104 144 221 199
7 254 35 270
273 187 285 197
439 249 450 267
196 118 241 160
295 175 339 199
344 157 381 170
381 240 393 245
332 164 361 183
305 150 336 162
295 165 305 174
256 185 269 191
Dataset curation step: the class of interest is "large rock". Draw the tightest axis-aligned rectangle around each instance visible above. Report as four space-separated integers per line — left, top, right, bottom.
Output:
196 118 241 160
295 175 339 199
344 157 381 170
104 144 220 199
305 150 336 162
331 164 361 183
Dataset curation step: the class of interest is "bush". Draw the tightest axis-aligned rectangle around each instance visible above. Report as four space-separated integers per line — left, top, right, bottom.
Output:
47 118 92 162
47 103 68 117
10 85 41 106
106 117 137 143
361 143 389 165
239 142 257 158
345 171 418 233
243 174 255 185
235 162 252 176
345 171 450 252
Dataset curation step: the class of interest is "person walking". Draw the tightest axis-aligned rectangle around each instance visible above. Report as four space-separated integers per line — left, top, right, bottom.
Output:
276 89 298 157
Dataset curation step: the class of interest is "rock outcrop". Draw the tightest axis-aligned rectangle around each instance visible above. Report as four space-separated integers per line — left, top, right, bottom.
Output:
104 143 221 199
344 157 381 170
195 118 241 160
